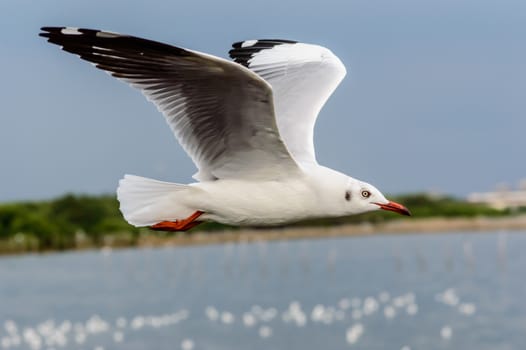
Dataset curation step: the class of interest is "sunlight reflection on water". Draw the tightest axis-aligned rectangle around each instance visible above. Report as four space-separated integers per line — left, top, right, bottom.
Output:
0 230 524 350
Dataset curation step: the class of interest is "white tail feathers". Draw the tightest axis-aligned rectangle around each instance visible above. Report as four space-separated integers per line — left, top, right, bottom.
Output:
117 174 195 227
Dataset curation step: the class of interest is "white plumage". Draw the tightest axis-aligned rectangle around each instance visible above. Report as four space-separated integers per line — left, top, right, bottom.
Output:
239 42 347 165
41 28 410 230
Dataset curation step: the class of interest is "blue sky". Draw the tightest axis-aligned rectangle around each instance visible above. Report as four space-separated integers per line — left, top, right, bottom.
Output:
1 0 525 201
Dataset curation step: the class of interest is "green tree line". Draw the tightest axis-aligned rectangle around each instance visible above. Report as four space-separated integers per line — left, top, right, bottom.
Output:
0 193 516 253
0 194 139 253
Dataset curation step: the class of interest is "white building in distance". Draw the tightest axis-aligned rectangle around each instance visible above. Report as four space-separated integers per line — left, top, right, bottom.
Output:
467 179 526 209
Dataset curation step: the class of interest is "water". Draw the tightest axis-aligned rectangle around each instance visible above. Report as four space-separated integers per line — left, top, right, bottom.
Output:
0 231 525 350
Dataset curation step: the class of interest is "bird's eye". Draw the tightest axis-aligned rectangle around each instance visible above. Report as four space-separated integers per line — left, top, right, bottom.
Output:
345 191 351 201
361 190 371 198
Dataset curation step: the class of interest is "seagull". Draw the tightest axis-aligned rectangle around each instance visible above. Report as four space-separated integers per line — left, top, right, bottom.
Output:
40 27 410 231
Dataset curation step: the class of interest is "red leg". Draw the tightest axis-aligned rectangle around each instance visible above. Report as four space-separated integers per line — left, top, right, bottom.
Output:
150 211 204 232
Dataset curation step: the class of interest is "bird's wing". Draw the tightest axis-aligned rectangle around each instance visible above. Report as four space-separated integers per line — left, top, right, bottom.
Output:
229 40 347 166
40 27 301 181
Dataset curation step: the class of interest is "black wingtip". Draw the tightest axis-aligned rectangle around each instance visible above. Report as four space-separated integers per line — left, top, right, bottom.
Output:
39 26 55 38
39 26 63 35
38 26 194 71
229 39 297 67
231 39 297 49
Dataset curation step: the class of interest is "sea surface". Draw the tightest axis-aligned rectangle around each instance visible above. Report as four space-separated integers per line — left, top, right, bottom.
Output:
0 230 525 350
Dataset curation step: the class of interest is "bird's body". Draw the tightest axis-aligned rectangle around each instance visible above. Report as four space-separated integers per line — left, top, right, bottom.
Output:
122 166 353 227
193 176 319 226
40 27 410 230
199 166 348 226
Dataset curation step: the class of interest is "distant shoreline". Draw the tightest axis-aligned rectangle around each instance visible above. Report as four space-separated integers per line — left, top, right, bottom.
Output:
1 216 525 257
136 215 526 248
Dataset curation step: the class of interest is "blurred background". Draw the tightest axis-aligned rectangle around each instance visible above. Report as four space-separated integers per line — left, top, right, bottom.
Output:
0 0 525 349
1 0 525 201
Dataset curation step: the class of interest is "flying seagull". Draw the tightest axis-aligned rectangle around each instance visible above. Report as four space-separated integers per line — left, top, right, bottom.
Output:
40 27 410 231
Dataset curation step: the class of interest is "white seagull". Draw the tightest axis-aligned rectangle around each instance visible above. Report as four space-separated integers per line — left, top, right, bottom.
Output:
40 27 410 231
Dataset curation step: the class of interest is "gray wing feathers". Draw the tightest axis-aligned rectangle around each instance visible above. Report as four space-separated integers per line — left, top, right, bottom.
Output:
40 27 299 181
229 40 347 166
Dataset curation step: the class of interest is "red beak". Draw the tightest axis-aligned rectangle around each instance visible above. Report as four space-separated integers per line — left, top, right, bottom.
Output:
374 201 411 216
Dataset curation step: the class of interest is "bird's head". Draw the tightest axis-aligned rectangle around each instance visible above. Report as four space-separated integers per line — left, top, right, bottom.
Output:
342 178 411 216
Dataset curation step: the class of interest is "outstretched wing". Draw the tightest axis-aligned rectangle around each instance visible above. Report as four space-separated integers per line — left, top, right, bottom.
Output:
230 40 347 166
40 27 300 181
